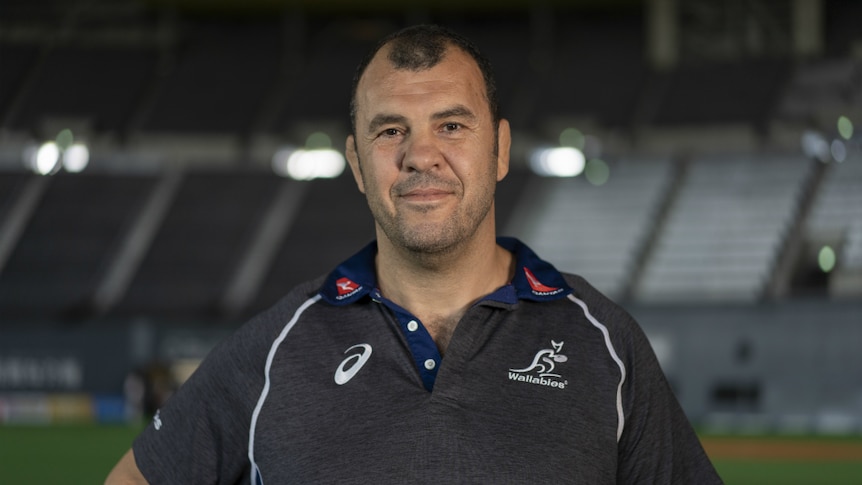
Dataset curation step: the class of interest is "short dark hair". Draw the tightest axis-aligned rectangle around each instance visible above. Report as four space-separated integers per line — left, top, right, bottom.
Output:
349 24 500 135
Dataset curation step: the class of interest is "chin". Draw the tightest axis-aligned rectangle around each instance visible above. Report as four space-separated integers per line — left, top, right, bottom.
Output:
394 225 473 256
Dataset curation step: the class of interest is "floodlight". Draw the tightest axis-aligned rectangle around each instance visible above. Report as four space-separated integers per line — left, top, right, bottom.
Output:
34 142 61 175
529 147 585 177
273 147 345 180
63 143 90 172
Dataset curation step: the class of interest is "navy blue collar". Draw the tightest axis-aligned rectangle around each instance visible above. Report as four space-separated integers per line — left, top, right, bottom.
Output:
319 237 572 306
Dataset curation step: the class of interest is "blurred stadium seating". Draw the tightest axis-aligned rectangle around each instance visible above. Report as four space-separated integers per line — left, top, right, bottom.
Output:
636 153 813 302
508 155 675 299
0 0 860 431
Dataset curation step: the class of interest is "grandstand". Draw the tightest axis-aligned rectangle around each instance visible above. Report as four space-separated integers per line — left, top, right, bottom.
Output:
635 153 813 302
808 153 862 295
508 155 675 299
0 0 860 434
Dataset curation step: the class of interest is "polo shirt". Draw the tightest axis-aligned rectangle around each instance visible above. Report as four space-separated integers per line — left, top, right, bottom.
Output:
133 237 722 484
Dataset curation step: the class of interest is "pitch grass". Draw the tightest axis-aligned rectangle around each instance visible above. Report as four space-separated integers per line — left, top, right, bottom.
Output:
1 425 861 484
713 460 862 485
704 433 862 484
0 423 144 484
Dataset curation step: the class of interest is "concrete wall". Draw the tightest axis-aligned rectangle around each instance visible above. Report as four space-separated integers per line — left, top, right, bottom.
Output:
631 300 862 433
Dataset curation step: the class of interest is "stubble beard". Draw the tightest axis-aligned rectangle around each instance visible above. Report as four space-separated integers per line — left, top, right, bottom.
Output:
358 156 497 257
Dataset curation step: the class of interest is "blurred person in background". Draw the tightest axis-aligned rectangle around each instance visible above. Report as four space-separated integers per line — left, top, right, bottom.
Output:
107 24 721 484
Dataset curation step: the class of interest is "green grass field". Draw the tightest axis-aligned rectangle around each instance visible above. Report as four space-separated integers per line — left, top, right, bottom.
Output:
1 424 861 484
705 433 862 484
712 460 862 485
0 423 144 484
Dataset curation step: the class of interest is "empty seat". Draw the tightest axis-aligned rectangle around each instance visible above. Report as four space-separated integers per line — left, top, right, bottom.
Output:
510 156 673 299
808 155 862 270
113 171 282 319
247 174 374 317
0 173 158 320
636 154 812 302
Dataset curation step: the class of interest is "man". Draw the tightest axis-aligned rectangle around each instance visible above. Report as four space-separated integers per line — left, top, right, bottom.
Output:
107 25 722 484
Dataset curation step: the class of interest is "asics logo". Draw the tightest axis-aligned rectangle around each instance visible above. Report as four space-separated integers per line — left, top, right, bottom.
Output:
334 344 372 385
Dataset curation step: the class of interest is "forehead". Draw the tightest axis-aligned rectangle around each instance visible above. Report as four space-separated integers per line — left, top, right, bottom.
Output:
355 45 488 119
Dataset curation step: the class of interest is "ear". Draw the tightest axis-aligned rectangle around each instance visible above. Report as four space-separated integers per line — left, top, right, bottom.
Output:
345 135 366 194
495 119 511 182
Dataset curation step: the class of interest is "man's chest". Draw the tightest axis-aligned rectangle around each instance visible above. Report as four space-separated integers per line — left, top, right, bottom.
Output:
251 305 622 483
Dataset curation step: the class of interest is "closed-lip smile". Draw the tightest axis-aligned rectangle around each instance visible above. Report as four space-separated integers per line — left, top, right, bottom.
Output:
400 188 452 202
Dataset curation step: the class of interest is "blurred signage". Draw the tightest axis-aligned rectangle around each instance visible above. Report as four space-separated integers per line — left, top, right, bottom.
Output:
0 356 83 391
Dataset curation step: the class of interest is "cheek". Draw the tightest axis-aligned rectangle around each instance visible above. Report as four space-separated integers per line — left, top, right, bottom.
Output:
359 161 394 199
459 145 498 182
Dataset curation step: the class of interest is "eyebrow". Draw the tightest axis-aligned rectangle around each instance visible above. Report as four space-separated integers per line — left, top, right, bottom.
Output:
365 105 478 134
367 114 407 134
431 105 477 122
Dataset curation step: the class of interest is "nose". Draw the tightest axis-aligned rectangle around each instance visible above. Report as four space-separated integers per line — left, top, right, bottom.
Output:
402 130 442 173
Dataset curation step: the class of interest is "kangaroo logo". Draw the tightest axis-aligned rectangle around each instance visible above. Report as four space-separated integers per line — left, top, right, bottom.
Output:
510 340 568 378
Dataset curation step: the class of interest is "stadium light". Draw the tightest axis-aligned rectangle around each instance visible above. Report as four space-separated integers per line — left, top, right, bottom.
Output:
56 128 74 150
63 143 90 172
837 116 853 140
818 246 836 273
305 131 333 149
272 147 345 180
23 130 91 175
800 130 830 162
559 127 585 150
584 159 610 186
830 140 847 163
32 141 61 175
529 146 586 177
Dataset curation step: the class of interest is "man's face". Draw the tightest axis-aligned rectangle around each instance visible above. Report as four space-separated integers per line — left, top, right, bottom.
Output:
346 45 510 255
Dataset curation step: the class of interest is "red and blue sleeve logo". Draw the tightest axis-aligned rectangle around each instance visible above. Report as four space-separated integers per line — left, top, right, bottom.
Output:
523 267 565 296
335 277 363 300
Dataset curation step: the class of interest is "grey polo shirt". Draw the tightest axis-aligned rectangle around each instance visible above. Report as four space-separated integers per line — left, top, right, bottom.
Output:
133 238 722 484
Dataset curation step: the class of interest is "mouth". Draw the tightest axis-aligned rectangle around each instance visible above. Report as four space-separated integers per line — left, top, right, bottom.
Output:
399 187 453 203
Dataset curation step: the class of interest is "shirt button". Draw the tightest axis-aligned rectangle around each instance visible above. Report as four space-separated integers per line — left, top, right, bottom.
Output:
424 359 436 370
407 320 419 332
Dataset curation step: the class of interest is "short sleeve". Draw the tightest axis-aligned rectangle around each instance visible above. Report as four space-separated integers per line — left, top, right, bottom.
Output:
615 316 724 484
132 322 270 485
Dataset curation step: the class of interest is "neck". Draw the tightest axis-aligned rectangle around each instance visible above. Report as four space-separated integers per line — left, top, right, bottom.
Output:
375 227 514 353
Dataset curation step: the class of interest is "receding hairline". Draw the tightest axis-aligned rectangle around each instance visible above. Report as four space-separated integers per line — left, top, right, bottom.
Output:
349 25 501 136
352 42 493 126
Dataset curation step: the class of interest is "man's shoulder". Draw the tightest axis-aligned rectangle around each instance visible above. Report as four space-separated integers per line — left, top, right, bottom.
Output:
556 272 640 332
209 275 327 353
246 274 328 328
559 272 612 305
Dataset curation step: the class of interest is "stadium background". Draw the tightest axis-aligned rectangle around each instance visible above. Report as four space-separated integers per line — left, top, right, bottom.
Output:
1 0 861 482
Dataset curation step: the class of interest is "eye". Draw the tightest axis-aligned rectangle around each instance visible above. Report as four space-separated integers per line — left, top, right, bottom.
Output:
443 123 460 132
380 128 400 137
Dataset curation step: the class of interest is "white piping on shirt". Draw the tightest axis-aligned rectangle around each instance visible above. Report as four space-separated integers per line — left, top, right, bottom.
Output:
567 293 627 442
248 294 321 485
